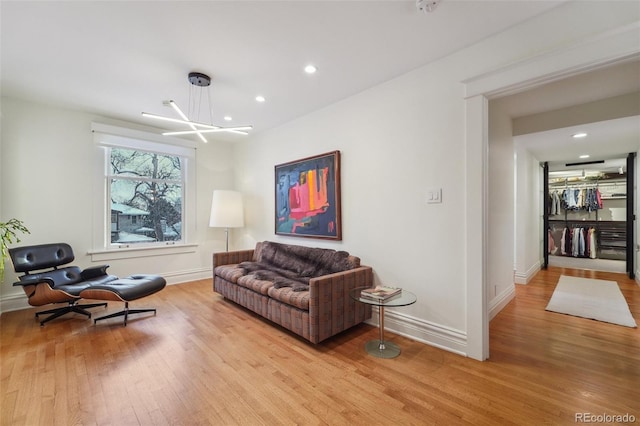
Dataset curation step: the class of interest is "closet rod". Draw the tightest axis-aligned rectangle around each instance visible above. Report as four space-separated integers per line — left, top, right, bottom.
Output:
549 219 600 223
549 181 626 188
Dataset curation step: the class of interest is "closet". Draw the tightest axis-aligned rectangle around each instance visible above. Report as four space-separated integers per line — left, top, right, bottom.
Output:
542 153 635 278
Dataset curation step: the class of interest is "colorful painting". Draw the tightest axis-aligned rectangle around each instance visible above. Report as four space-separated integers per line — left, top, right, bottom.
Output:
275 151 341 240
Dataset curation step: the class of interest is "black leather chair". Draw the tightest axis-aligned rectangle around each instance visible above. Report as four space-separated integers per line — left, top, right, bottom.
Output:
9 243 118 326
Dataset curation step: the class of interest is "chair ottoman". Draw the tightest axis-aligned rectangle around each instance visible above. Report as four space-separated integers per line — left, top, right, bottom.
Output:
80 274 166 326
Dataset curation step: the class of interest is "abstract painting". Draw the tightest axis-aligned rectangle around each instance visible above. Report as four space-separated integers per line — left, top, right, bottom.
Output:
275 151 341 240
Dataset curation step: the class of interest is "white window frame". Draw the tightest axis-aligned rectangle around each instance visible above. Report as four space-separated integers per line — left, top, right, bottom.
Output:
90 123 197 261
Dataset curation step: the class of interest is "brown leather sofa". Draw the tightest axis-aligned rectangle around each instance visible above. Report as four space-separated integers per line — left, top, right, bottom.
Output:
213 241 372 343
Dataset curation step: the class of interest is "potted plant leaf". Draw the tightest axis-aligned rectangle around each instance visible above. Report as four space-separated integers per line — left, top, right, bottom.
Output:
0 219 30 282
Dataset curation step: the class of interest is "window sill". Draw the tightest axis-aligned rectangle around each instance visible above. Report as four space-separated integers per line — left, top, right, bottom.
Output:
88 244 198 262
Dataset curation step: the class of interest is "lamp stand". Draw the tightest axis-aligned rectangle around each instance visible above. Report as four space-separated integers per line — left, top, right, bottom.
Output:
225 227 230 252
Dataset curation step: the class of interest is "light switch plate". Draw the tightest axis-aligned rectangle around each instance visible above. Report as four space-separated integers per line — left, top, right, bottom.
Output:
427 188 442 204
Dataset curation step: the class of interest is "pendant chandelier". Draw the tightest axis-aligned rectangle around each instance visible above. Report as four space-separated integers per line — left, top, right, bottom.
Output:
142 72 252 143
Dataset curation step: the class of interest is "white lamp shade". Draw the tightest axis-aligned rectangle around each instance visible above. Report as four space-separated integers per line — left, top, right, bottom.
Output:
209 190 244 228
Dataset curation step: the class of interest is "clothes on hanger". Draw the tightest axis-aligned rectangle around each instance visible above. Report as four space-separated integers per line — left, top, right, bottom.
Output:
549 190 562 216
588 228 597 259
555 186 603 213
549 225 598 259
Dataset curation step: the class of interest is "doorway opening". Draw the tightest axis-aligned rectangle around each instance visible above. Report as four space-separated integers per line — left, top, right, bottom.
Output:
543 154 635 277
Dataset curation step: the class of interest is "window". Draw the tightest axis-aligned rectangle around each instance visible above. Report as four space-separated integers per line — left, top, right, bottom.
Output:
91 123 196 257
109 147 183 245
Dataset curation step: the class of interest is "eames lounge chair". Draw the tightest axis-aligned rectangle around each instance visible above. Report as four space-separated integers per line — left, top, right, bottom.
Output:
9 243 118 326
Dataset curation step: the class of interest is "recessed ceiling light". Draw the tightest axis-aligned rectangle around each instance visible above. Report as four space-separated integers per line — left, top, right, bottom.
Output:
224 116 232 121
304 64 317 74
579 154 590 159
572 132 588 138
255 95 266 103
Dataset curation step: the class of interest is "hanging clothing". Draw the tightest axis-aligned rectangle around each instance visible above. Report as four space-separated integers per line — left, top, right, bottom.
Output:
553 226 597 258
576 189 585 209
571 228 580 257
589 228 597 259
550 190 561 215
556 186 603 213
583 188 603 212
562 189 576 210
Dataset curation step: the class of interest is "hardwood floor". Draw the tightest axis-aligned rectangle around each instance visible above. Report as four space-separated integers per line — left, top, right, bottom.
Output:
1 267 638 425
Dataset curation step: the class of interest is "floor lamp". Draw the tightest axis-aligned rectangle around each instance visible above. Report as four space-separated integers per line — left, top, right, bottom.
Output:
209 190 244 252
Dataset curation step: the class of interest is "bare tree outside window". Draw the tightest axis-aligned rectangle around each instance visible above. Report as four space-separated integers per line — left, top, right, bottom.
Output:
109 147 183 244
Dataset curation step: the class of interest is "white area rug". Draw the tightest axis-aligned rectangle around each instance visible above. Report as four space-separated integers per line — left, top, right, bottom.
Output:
545 275 637 328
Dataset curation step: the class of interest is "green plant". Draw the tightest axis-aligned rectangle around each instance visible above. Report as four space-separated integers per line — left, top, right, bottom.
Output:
0 219 30 282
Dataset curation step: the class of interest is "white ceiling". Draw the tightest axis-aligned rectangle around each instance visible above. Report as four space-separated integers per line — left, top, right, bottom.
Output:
1 0 566 141
514 117 639 172
499 59 640 172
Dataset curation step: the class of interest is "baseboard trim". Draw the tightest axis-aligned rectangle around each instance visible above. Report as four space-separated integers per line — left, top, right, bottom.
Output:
161 267 212 284
489 284 516 320
514 261 541 284
0 293 31 313
0 268 213 314
366 308 467 357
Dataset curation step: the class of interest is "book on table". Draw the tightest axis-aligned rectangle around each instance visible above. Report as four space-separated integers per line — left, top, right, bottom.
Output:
360 285 402 301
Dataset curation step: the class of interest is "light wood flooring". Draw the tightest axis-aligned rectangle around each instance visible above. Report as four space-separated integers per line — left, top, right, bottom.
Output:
1 267 639 425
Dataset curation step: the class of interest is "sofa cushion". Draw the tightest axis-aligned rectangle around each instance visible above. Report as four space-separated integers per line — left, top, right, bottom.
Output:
346 255 360 269
237 262 309 290
256 241 355 277
267 286 310 311
236 274 275 295
214 264 246 283
253 241 265 262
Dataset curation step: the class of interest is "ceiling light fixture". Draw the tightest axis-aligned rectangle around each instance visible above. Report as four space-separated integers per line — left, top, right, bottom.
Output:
141 72 252 142
579 154 590 159
162 126 253 136
255 95 266 103
565 160 605 167
572 132 588 139
416 0 442 14
304 64 317 74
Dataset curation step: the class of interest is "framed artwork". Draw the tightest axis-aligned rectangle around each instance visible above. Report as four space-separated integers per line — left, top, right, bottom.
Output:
275 150 342 240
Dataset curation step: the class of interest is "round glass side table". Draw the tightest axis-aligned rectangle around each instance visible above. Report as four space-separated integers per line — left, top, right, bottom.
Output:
350 287 417 359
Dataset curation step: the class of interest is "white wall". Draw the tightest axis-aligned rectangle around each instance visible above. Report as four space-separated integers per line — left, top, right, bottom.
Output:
0 98 236 312
236 64 470 344
513 145 543 283
487 100 516 317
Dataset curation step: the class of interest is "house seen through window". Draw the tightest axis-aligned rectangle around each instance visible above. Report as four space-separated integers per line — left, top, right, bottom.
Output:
109 147 183 245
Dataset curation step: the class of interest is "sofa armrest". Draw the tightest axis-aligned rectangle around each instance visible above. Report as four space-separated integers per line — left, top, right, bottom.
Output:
308 266 373 343
213 249 255 268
